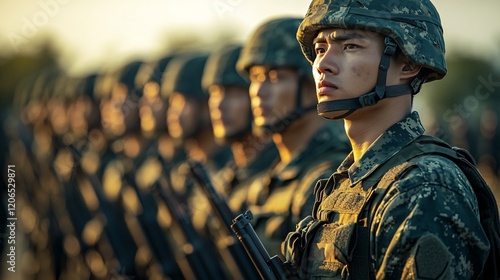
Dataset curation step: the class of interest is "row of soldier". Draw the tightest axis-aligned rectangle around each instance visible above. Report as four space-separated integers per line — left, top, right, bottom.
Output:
4 5 500 279
4 17 351 279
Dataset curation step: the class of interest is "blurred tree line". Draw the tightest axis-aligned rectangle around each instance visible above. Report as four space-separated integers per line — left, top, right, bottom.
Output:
0 42 61 107
423 54 500 110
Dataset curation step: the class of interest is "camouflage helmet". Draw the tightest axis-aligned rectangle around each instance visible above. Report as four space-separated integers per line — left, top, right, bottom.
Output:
76 73 98 99
161 52 209 101
237 17 313 81
135 54 176 88
297 0 447 83
117 60 144 90
116 60 144 99
202 44 249 90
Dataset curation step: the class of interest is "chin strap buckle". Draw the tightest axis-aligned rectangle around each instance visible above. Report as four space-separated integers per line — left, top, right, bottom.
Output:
358 92 378 107
383 37 397 56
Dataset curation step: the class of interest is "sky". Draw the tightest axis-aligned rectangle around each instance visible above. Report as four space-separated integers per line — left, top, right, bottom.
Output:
0 0 499 76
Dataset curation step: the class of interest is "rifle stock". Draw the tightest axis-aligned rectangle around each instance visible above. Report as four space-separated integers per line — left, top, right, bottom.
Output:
231 210 298 280
188 160 261 280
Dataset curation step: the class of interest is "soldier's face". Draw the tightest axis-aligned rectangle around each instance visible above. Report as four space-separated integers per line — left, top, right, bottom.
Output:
312 28 405 117
166 93 200 141
208 84 251 141
47 98 69 136
139 81 167 136
69 96 98 137
248 66 298 128
102 83 127 136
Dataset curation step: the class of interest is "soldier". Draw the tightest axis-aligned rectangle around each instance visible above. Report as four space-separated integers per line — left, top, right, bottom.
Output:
200 43 280 279
236 17 351 257
475 107 500 207
67 73 100 144
98 59 179 278
202 43 279 213
5 68 66 279
131 54 188 279
283 0 493 278
28 69 73 279
162 52 233 279
163 52 232 200
134 53 187 179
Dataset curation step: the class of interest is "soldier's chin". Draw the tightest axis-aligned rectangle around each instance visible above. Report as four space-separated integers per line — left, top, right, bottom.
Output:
318 109 351 120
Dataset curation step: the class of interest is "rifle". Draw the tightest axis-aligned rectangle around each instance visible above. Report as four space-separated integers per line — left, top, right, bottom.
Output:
231 210 299 280
188 160 261 280
151 168 227 280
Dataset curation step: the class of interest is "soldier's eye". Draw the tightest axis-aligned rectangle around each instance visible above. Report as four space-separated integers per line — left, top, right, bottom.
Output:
343 44 359 51
314 46 326 55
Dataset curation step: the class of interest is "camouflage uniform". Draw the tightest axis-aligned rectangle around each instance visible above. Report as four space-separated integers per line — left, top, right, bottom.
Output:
215 141 279 214
250 122 349 257
282 0 491 278
284 112 490 279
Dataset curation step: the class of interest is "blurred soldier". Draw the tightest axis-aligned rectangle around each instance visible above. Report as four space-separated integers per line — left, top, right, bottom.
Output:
135 53 187 177
67 73 100 145
163 52 232 200
203 43 279 213
96 59 175 278
29 69 73 279
130 54 188 279
29 67 61 164
48 73 92 279
200 43 280 279
282 0 494 278
60 65 157 279
476 107 500 205
53 72 102 279
4 68 66 279
52 60 152 279
3 74 38 257
11 69 91 279
162 52 233 278
236 17 351 257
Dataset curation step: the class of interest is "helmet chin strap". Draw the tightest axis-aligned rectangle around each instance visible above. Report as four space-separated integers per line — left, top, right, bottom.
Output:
262 72 317 134
219 109 254 144
317 37 418 120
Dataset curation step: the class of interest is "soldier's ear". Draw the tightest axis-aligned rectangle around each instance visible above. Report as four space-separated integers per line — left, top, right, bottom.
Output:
400 62 421 80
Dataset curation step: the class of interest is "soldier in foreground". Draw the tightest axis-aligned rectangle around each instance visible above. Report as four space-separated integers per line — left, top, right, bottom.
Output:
283 0 496 279
236 17 351 257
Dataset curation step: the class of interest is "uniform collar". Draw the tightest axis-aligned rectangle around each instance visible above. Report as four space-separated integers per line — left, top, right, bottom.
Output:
236 142 279 181
273 123 347 182
338 111 425 186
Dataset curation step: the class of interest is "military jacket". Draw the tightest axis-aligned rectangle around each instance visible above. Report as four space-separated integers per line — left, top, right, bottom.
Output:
248 121 350 257
213 141 280 214
284 112 490 279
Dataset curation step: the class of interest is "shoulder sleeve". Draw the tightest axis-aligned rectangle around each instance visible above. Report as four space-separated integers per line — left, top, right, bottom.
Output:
373 155 490 279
